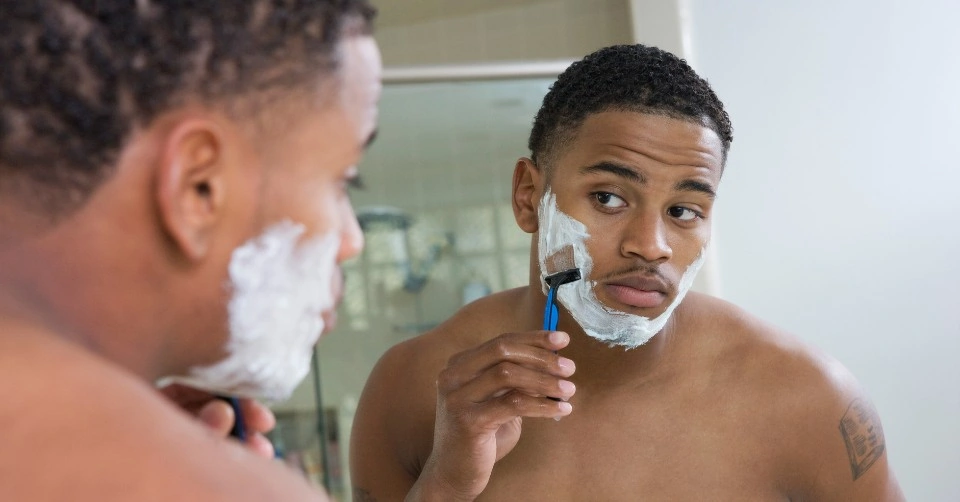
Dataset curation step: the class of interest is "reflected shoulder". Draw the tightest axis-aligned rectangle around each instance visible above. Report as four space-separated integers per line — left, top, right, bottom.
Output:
678 293 902 500
420 286 532 348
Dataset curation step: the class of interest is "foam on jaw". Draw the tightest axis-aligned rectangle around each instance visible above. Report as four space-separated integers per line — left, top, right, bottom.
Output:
166 220 339 401
537 189 706 349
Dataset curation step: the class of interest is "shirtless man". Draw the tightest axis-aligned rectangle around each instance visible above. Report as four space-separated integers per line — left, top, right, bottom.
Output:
0 1 381 499
352 44 905 501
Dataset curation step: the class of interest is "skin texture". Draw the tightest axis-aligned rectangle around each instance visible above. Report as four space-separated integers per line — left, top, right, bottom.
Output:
0 34 380 501
351 112 905 501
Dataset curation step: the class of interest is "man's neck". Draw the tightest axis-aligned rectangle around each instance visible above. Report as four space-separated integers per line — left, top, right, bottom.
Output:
0 244 167 383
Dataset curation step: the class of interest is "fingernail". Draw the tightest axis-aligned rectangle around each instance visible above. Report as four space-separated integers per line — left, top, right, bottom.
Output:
549 331 568 345
558 380 576 395
558 357 575 374
559 401 573 414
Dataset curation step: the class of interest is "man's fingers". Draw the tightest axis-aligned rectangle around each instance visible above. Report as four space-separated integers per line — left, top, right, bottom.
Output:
163 386 276 457
198 399 234 436
490 391 573 419
451 391 573 429
239 398 276 434
440 331 575 391
248 432 276 459
454 361 576 405
198 400 276 458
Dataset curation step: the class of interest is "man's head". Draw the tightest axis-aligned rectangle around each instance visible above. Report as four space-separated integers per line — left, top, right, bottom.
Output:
528 44 732 178
513 44 731 347
0 1 381 399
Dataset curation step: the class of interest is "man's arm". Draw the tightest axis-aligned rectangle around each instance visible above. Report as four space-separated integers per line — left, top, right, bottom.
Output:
796 357 905 501
351 330 576 501
834 396 904 501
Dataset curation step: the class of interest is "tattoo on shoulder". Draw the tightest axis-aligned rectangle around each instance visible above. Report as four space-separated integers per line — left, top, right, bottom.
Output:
839 398 886 480
353 487 378 502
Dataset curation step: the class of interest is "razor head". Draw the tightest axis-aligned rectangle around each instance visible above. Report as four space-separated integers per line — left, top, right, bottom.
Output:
544 268 581 288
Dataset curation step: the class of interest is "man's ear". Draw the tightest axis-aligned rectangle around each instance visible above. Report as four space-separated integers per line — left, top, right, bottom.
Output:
155 120 228 262
512 157 544 234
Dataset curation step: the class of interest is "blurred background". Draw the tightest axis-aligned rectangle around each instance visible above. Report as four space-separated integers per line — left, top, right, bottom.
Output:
268 1 960 500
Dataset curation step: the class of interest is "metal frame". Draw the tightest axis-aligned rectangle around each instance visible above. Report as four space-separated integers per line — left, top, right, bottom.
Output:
383 60 574 84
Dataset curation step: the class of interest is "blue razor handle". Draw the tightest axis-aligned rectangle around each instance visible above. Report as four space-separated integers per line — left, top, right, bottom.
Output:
543 287 562 402
543 287 560 331
542 269 580 403
218 395 247 441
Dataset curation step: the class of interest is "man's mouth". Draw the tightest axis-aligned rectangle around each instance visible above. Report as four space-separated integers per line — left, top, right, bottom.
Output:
601 275 670 309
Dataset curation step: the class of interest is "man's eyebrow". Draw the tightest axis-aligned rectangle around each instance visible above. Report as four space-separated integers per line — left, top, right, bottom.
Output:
363 128 378 150
579 162 646 184
675 179 716 199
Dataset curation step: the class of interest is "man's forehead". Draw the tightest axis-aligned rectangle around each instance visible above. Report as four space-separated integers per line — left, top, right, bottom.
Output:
573 111 723 167
337 35 382 150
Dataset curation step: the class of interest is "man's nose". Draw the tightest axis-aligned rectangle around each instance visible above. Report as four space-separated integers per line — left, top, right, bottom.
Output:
337 204 364 263
620 211 672 264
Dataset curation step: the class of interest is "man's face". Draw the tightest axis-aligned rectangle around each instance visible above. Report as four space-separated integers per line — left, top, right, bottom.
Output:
250 34 381 325
542 111 723 321
171 35 382 399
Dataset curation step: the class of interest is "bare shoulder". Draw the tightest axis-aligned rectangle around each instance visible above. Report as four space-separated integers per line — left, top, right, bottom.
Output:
682 293 879 440
679 293 903 500
682 293 853 389
370 287 530 391
0 331 325 501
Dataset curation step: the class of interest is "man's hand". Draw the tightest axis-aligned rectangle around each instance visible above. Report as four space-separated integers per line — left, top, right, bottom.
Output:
158 383 277 458
410 330 576 501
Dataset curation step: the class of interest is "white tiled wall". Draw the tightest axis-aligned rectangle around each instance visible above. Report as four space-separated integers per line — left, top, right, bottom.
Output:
277 78 550 417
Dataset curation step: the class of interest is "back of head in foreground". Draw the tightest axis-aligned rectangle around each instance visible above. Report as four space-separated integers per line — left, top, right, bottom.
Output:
0 1 379 499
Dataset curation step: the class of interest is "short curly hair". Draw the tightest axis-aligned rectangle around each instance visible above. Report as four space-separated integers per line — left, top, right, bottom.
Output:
529 44 733 173
0 0 375 216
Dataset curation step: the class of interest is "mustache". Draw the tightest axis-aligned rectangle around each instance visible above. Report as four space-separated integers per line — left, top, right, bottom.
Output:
593 264 671 286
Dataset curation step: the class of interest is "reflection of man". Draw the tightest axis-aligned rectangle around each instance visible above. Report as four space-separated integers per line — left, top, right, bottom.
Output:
352 45 905 500
0 2 380 499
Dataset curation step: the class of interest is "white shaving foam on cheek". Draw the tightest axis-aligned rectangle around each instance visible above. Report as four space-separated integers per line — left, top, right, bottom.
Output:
537 189 706 349
167 220 339 401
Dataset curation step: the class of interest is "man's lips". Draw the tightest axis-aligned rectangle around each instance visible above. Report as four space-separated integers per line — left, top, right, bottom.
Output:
602 275 670 309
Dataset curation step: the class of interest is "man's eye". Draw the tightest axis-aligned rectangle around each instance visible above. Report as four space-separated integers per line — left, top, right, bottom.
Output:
593 192 627 209
668 206 700 221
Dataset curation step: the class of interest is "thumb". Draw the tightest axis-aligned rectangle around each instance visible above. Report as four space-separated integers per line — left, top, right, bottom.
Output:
198 399 235 437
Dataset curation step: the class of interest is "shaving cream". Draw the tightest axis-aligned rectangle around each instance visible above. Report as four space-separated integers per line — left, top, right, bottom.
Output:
168 220 339 401
537 189 705 349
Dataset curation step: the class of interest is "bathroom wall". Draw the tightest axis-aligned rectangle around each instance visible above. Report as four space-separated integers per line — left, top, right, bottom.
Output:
688 1 960 499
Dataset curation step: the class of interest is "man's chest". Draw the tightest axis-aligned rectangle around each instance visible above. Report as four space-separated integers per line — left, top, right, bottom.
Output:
476 397 793 501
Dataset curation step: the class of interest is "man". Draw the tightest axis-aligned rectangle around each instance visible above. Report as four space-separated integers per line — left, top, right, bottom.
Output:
351 45 905 500
0 1 383 499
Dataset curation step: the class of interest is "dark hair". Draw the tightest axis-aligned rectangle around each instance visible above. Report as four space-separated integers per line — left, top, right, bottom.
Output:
528 44 733 172
0 0 375 215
